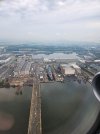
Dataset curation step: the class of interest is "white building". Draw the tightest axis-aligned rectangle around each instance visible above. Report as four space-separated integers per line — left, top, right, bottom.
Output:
44 58 51 63
61 64 75 75
0 56 12 64
94 60 100 63
71 64 81 74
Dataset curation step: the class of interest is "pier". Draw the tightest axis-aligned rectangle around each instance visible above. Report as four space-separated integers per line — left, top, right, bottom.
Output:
28 77 42 134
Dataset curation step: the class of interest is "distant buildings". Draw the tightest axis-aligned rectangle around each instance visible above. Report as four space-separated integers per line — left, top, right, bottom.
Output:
0 47 6 54
0 54 12 64
43 58 52 63
89 64 100 73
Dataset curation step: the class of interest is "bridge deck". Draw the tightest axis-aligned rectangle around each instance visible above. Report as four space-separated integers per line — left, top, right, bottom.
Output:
28 78 42 134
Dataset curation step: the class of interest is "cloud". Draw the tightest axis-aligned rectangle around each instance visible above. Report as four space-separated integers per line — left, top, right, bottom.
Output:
0 0 100 16
0 0 99 25
0 0 100 42
0 0 99 22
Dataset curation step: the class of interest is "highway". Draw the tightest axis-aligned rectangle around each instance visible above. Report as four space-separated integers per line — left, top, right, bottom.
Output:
28 72 42 134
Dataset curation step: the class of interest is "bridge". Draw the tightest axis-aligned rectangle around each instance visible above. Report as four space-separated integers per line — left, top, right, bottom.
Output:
28 77 42 134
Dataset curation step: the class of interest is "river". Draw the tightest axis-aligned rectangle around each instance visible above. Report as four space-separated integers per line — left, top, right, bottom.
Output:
0 78 99 134
0 86 32 134
41 77 100 134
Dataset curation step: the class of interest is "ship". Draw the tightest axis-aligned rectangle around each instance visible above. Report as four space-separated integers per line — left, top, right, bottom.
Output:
46 65 54 81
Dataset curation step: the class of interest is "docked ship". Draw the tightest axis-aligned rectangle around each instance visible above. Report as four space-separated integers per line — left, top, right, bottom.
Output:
46 65 54 81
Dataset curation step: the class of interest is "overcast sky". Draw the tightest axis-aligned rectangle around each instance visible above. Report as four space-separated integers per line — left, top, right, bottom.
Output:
0 0 100 42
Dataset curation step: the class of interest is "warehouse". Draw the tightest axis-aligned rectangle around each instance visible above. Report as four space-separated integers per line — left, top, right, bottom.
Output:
25 62 31 75
14 58 25 76
0 55 12 64
61 64 75 75
20 61 28 75
71 64 81 74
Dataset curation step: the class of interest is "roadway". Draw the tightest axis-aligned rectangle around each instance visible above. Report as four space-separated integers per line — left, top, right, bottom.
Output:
28 69 42 134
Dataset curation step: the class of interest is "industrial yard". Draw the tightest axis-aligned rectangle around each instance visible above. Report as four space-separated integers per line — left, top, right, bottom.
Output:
0 56 88 87
0 50 99 88
0 44 100 89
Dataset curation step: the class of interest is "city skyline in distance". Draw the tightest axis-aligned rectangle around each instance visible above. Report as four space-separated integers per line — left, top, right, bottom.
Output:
0 0 100 43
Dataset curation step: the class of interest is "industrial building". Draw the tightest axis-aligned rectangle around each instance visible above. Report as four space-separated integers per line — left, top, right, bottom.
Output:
43 58 52 63
14 58 25 76
71 64 81 74
89 64 100 73
0 55 12 64
25 62 31 75
20 62 28 75
39 74 44 81
14 60 32 76
60 64 75 75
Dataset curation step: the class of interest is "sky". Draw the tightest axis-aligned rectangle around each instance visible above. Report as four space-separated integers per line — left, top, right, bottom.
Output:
0 0 100 43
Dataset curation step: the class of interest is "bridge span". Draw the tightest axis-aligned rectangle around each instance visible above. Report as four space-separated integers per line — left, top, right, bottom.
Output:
28 77 42 134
